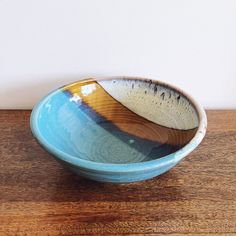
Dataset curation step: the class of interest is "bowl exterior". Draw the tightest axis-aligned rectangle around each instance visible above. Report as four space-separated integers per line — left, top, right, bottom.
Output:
59 159 177 183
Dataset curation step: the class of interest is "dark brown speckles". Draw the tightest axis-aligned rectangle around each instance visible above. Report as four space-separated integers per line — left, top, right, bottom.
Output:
154 84 158 94
161 92 165 100
98 78 199 130
177 95 181 102
148 79 152 87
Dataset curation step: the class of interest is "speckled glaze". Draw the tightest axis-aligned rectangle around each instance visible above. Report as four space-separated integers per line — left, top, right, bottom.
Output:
30 77 207 183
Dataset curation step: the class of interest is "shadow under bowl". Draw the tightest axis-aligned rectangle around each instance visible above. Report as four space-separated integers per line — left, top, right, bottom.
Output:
30 77 207 183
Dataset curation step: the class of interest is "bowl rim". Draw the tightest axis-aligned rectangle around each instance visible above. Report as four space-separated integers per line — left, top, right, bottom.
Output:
30 76 207 173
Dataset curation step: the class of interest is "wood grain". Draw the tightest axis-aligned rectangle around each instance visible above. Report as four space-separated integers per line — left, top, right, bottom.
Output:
0 110 236 235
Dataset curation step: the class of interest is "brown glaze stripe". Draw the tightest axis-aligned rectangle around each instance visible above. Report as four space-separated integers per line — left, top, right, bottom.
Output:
63 80 197 146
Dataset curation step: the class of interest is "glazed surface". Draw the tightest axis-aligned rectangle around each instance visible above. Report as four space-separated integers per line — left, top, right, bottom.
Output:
36 78 199 164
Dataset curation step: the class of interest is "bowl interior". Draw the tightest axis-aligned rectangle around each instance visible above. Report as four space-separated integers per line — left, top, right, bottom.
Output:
34 78 199 164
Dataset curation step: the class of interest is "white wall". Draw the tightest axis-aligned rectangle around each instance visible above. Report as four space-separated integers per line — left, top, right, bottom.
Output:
0 0 236 109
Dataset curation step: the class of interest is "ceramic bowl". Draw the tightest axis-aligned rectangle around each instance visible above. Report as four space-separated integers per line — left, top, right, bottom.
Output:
30 77 207 183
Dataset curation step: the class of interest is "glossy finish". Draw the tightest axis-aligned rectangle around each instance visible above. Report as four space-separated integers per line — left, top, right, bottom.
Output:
30 77 207 183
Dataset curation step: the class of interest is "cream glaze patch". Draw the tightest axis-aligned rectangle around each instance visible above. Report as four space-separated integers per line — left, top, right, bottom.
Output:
98 79 199 130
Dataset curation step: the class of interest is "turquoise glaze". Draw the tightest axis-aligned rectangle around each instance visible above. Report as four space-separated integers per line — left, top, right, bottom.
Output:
30 77 207 183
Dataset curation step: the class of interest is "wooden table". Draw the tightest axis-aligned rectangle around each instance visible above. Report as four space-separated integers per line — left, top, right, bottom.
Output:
0 110 236 235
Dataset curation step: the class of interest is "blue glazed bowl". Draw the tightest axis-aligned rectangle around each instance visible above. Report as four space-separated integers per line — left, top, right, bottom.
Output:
31 77 207 183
